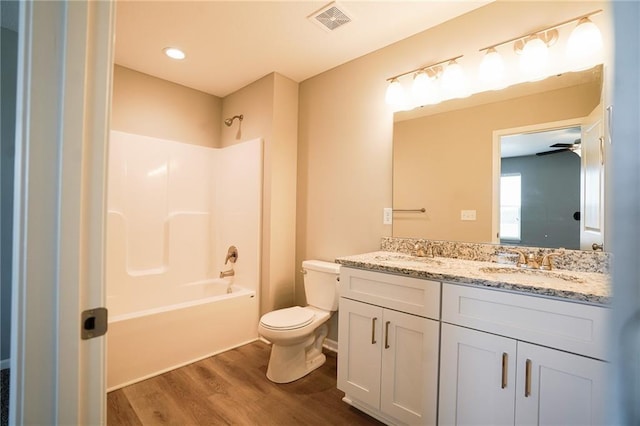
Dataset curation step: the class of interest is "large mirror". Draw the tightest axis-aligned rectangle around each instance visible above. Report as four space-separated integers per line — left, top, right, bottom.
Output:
393 65 604 250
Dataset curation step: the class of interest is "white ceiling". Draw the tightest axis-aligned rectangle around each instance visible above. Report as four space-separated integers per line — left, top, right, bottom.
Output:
114 0 491 98
501 126 582 159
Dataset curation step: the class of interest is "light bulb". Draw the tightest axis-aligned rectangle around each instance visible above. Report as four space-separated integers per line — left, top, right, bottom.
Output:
567 17 603 71
441 60 469 99
519 36 548 81
479 48 506 90
412 71 441 106
385 78 408 111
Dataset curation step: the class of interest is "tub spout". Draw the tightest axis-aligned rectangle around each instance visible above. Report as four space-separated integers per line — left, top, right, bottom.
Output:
220 268 235 278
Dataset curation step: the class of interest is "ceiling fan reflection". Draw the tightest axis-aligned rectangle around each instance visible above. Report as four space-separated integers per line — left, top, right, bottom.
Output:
535 138 581 156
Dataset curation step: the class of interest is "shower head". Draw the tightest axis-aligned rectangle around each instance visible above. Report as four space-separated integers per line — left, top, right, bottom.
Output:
224 114 243 127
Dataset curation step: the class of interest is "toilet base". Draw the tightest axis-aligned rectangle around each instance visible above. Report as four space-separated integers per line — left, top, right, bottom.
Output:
265 324 329 383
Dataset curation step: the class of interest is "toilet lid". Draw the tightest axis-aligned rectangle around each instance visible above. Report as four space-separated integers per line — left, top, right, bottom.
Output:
260 306 315 330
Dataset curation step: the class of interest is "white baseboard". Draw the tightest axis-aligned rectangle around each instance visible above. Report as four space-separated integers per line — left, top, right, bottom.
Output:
323 338 338 353
342 396 394 424
1 358 10 370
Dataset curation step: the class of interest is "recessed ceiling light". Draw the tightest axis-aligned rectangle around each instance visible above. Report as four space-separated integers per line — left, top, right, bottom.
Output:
163 47 185 60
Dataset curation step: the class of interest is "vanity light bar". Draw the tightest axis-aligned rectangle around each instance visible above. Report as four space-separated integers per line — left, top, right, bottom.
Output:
478 9 603 53
385 9 604 108
385 9 602 81
386 55 463 82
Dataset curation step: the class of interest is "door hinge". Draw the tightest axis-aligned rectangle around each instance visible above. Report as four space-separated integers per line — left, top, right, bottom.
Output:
81 307 108 340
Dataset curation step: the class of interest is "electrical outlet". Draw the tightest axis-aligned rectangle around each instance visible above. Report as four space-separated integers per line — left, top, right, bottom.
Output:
383 207 393 225
461 210 477 221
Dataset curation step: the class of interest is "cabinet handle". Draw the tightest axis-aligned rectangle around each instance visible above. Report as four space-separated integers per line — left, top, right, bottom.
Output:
371 317 377 344
501 353 508 389
384 321 391 349
525 359 532 397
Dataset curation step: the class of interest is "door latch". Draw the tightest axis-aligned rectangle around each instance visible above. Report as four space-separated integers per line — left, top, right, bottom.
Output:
81 307 108 340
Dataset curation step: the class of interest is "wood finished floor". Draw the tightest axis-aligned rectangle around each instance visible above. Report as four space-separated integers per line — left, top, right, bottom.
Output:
107 340 383 425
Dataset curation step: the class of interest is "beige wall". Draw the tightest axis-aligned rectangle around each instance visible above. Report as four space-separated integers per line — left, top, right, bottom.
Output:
220 73 273 148
270 75 301 309
393 81 601 242
222 72 299 314
297 46 394 340
111 65 222 147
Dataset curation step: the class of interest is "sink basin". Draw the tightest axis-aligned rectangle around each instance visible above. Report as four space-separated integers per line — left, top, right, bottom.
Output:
479 266 585 284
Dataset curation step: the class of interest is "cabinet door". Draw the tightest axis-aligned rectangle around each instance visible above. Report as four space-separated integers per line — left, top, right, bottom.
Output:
337 298 382 408
380 309 439 425
440 323 517 426
515 342 607 426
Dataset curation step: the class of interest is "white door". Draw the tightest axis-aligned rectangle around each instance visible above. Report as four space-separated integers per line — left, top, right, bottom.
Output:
515 342 607 426
380 309 439 425
337 298 382 409
439 323 517 426
580 104 605 250
10 2 114 424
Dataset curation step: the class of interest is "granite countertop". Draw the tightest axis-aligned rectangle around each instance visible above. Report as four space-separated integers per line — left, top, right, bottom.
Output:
336 251 610 305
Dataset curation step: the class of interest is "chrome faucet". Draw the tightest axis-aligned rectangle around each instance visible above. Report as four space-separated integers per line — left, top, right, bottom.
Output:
513 250 528 268
540 252 562 270
225 245 238 264
414 242 435 258
513 250 541 269
221 246 237 278
513 249 563 270
525 253 540 269
220 268 235 278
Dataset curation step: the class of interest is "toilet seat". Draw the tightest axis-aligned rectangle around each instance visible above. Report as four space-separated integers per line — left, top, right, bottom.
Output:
260 306 315 330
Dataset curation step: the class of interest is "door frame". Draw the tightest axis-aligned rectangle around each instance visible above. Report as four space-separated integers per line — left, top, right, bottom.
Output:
10 1 114 424
579 104 606 250
491 117 584 245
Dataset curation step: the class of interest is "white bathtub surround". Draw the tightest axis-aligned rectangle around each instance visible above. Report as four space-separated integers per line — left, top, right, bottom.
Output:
106 131 262 389
107 285 257 390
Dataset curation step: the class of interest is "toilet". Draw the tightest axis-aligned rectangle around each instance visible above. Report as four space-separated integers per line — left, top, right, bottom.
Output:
258 260 340 383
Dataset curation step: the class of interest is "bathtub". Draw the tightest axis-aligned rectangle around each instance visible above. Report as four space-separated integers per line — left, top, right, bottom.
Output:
106 280 259 391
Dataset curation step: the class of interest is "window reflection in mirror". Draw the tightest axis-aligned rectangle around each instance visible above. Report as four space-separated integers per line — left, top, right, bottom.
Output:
499 174 522 243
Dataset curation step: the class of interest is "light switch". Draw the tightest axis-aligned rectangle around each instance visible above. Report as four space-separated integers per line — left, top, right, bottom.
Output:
461 210 477 221
383 207 393 225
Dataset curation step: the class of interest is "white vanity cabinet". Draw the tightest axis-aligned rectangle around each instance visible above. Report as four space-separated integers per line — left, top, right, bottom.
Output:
439 323 517 426
439 283 609 426
337 267 441 425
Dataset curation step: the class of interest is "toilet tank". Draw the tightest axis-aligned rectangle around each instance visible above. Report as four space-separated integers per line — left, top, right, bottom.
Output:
302 260 341 311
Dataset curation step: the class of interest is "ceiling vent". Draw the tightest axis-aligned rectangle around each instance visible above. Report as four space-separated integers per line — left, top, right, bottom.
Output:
308 2 352 32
